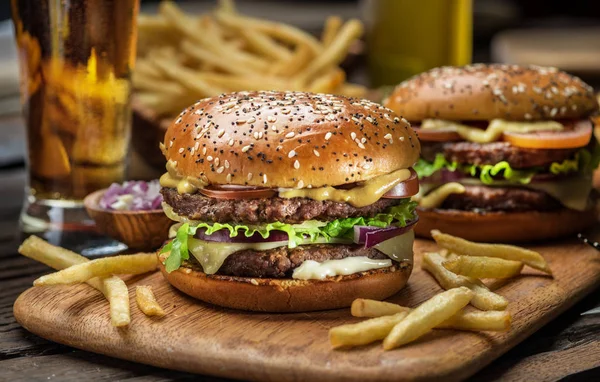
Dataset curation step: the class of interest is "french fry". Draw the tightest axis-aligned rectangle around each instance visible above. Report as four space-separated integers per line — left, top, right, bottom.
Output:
136 286 166 317
382 287 474 350
132 75 184 96
351 299 410 318
160 2 269 72
149 56 227 97
431 230 552 274
273 44 313 77
242 29 293 61
200 73 288 92
18 236 131 327
322 16 343 47
180 40 257 76
295 19 363 84
135 1 366 118
443 256 524 279
214 11 322 55
104 277 130 327
308 68 346 93
350 298 511 332
335 83 368 98
438 310 511 332
33 253 158 286
422 252 509 311
330 312 409 349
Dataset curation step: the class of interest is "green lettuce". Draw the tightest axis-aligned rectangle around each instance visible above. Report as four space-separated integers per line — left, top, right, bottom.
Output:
550 145 600 176
161 200 417 272
415 147 600 186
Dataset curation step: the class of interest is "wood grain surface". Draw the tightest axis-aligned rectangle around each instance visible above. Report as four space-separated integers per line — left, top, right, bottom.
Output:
12 238 600 382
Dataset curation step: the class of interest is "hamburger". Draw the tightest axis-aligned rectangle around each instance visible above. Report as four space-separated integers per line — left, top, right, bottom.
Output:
384 64 599 243
157 91 421 312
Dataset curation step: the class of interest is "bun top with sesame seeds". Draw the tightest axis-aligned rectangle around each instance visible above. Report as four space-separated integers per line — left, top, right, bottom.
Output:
161 91 420 189
384 64 598 122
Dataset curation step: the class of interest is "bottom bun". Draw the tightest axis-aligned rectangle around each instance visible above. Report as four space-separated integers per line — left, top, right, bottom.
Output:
415 207 597 243
158 259 412 312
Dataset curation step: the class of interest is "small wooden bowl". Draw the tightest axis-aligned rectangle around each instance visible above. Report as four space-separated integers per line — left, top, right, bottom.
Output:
84 189 172 251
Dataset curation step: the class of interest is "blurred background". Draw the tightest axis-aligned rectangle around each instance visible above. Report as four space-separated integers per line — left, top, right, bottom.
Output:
2 0 600 213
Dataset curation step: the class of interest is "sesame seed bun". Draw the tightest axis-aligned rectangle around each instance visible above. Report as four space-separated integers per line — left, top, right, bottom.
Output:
415 207 597 243
384 64 598 122
158 253 412 312
162 91 420 188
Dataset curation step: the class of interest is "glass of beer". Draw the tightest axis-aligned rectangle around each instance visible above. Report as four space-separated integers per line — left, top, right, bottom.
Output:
11 0 139 233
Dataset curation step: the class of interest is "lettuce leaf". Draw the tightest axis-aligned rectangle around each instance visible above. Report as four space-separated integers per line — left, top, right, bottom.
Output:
414 155 457 178
415 147 600 186
462 161 536 185
161 200 417 272
550 145 600 176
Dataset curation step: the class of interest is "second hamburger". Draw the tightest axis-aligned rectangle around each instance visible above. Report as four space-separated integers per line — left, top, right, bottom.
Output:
385 64 599 242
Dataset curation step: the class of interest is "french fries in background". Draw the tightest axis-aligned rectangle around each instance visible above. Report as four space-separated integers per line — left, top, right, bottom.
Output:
134 0 367 118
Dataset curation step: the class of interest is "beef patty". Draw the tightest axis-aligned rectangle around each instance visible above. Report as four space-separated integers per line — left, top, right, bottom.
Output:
183 244 391 278
438 185 561 212
162 188 403 224
421 141 577 169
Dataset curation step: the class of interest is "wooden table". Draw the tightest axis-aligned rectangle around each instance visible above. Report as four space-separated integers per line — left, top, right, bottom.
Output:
2 116 600 381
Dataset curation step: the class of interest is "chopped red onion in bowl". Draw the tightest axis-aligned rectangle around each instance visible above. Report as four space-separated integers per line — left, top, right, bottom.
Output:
99 180 162 211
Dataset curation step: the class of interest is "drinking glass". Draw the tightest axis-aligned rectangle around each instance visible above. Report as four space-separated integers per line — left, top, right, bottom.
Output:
11 0 139 235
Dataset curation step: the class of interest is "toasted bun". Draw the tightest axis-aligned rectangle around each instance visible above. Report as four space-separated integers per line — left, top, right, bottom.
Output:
158 257 412 312
162 91 420 188
385 64 598 122
415 207 597 243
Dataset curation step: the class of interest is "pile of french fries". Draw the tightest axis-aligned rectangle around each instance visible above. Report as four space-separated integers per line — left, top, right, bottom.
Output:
19 236 165 327
134 0 367 118
330 230 552 350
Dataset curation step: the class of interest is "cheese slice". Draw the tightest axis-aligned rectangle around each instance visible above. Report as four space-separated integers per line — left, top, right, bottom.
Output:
421 119 564 143
292 257 392 280
188 239 287 274
416 182 466 209
187 231 415 275
278 168 412 207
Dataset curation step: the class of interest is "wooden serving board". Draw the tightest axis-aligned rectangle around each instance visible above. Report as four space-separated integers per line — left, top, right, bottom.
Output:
13 239 600 382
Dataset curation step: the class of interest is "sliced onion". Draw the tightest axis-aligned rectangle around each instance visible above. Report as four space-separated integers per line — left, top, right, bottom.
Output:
382 168 420 198
194 227 289 243
199 185 277 199
100 180 162 211
353 218 418 248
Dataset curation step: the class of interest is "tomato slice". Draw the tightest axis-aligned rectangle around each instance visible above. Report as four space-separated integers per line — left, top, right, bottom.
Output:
503 120 593 149
201 168 419 200
412 127 462 142
382 168 419 199
199 185 277 199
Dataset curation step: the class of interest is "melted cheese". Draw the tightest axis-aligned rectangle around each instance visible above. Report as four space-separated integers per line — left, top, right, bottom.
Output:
416 182 466 209
374 230 414 262
159 160 208 194
188 238 287 275
278 168 412 207
421 119 564 143
292 257 392 280
187 230 415 275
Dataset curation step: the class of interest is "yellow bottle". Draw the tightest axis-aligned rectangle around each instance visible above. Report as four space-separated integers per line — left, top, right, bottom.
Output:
364 0 472 86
